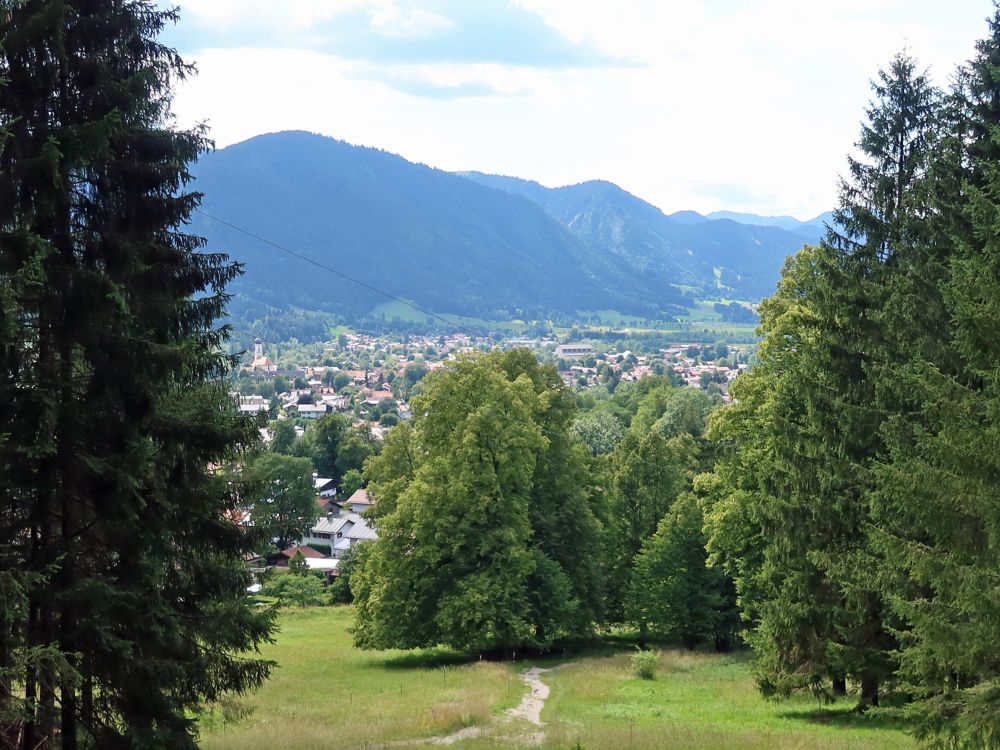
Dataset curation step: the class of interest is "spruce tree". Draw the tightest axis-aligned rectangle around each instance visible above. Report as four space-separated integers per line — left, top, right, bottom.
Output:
0 3 273 747
704 51 940 708
872 10 1000 744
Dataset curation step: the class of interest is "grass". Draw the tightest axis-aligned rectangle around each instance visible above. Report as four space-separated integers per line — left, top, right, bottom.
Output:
201 608 916 750
535 650 916 750
369 301 529 331
200 607 518 750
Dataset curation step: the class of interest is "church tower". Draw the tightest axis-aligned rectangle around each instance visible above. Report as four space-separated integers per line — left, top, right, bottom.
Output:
254 337 264 361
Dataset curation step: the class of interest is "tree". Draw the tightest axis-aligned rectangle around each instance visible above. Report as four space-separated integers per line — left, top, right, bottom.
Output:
627 495 737 651
0 4 273 747
352 352 601 652
270 419 297 454
404 361 428 387
571 410 625 456
869 15 1000 744
330 545 365 605
248 453 319 550
309 412 349 478
604 430 690 629
703 51 940 710
273 374 291 393
335 428 376 477
339 468 364 499
263 571 327 608
287 550 309 575
652 389 714 439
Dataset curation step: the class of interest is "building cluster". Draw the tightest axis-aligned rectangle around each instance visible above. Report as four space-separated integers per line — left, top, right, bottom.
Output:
553 341 749 401
251 487 378 583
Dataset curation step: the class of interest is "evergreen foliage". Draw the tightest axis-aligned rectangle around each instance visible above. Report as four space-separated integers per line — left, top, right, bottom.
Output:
704 47 941 709
868 11 1000 744
0 3 273 747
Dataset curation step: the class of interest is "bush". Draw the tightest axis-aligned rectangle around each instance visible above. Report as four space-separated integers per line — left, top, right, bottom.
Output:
630 649 660 680
262 571 328 607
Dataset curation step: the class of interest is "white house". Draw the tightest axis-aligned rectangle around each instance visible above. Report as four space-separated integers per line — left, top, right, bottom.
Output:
314 476 337 498
345 488 373 514
296 403 330 419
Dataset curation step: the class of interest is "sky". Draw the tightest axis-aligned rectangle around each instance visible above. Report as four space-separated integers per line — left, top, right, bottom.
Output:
162 0 994 219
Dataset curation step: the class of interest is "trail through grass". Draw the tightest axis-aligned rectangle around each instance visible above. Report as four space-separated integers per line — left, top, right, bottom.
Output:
201 608 916 750
200 607 517 750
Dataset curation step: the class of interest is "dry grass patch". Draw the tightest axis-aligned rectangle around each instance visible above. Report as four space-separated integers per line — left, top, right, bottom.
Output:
200 607 517 750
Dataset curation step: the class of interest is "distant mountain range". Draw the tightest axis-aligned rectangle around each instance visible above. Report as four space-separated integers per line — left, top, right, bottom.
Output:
190 131 824 323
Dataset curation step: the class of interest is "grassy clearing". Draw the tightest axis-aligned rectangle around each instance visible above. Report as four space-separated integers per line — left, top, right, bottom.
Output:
370 301 529 331
202 608 915 750
534 649 916 750
200 607 518 750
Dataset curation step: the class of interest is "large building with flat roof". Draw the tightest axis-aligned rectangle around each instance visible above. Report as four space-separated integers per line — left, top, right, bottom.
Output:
554 343 595 359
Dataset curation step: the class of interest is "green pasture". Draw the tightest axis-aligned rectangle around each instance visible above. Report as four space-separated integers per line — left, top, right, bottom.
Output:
202 607 915 750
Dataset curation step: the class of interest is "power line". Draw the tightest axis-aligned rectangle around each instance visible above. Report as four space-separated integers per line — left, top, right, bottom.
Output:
195 208 471 334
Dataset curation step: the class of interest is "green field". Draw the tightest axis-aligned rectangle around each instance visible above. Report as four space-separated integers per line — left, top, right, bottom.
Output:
370 300 529 331
201 607 916 750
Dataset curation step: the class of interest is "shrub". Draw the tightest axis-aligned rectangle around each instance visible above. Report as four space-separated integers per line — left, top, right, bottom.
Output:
630 649 660 680
262 570 328 607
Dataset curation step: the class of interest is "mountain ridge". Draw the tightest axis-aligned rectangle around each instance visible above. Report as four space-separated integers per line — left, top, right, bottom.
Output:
191 131 816 324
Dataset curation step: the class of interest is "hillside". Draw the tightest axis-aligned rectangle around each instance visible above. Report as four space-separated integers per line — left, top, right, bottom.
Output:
191 132 682 322
460 172 814 299
191 132 813 324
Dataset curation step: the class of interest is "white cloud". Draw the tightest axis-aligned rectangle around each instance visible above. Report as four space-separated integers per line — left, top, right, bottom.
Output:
170 0 992 218
176 0 364 30
367 4 457 38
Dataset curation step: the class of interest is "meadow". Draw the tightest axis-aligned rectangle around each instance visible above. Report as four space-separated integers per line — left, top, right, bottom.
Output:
201 606 917 750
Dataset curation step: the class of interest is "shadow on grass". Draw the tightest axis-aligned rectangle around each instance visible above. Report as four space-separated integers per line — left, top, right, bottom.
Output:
780 706 913 733
381 648 479 670
381 636 754 670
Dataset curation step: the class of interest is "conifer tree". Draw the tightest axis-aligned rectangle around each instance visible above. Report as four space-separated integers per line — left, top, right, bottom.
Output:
0 3 273 747
705 51 940 708
872 10 1000 744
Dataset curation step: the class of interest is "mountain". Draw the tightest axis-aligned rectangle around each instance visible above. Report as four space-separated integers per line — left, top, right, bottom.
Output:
460 173 812 300
190 131 814 325
191 131 679 322
705 210 833 242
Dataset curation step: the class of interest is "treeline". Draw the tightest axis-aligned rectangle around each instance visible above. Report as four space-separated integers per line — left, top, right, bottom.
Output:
702 22 1000 748
351 350 733 653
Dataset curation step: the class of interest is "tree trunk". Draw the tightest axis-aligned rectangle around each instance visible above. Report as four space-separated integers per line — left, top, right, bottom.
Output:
859 676 879 710
832 676 847 697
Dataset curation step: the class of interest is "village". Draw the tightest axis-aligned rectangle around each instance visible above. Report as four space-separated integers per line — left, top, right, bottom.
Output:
232 330 752 585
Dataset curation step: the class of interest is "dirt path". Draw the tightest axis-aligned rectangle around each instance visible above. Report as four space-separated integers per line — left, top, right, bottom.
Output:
504 667 554 726
377 664 566 748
